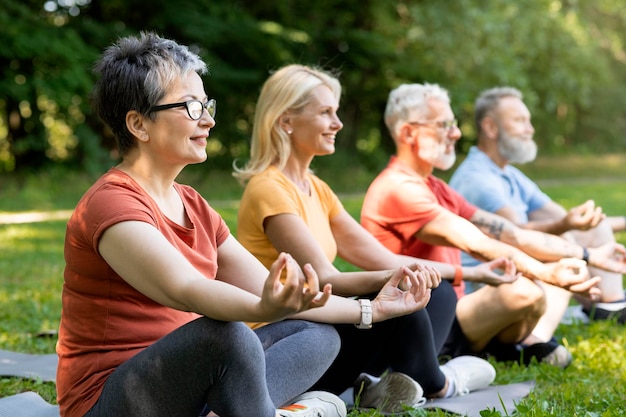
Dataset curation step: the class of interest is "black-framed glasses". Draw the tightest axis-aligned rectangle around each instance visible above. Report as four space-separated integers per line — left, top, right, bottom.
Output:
408 119 458 131
149 99 216 120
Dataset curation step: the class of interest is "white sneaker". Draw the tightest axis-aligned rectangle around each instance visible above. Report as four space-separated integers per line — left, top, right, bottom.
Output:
278 391 347 417
354 372 426 413
439 356 496 397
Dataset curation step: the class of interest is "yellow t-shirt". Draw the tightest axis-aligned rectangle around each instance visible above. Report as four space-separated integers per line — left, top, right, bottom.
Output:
238 166 343 269
238 167 343 329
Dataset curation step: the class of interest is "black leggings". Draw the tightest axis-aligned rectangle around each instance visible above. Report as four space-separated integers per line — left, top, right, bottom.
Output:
84 317 340 417
313 281 458 396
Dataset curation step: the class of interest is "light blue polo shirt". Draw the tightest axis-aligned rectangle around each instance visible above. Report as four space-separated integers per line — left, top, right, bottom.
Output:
449 146 550 268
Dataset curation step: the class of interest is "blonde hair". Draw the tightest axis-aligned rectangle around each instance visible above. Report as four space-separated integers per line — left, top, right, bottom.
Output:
233 64 342 184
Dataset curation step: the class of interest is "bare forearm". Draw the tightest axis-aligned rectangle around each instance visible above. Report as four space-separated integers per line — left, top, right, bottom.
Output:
292 294 362 324
466 238 553 285
607 215 626 233
391 254 464 285
506 249 554 284
321 270 390 296
181 279 271 322
523 218 570 236
337 241 456 286
472 211 583 262
502 228 583 262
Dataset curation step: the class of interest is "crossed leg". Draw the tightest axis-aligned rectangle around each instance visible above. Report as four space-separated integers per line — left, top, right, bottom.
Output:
455 276 546 353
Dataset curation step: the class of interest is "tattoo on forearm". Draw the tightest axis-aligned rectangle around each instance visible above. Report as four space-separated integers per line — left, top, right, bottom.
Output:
473 215 505 240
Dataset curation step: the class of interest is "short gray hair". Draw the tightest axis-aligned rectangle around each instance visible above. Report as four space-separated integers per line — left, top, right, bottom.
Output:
384 83 450 139
91 32 208 156
474 87 522 135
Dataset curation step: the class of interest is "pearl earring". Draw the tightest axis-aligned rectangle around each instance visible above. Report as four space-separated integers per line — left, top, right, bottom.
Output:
287 130 293 135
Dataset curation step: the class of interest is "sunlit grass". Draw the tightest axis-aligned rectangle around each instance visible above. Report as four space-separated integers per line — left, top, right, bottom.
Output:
0 221 63 403
1 155 626 414
0 222 63 353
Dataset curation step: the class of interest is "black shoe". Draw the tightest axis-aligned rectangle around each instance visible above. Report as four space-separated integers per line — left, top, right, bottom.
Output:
519 339 572 368
484 338 572 368
582 302 626 324
483 339 521 363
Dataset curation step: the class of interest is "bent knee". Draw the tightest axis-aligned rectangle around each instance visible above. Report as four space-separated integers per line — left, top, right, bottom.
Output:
507 277 546 315
305 322 341 357
195 318 261 355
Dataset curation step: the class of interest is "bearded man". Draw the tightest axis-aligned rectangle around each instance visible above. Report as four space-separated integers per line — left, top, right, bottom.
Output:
449 86 626 324
359 83 616 369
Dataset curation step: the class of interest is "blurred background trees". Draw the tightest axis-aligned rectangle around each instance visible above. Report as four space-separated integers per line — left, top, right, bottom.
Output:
1 0 625 175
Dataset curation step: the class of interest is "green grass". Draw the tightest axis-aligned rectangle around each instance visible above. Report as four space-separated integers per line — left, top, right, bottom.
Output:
1 153 626 415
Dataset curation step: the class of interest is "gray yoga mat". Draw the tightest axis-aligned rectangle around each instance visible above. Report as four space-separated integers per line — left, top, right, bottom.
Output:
0 349 57 382
0 392 59 417
0 350 59 416
423 380 534 416
342 380 534 417
2 383 532 417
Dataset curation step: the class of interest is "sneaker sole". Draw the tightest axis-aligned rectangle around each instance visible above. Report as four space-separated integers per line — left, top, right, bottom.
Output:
287 391 347 416
356 372 425 413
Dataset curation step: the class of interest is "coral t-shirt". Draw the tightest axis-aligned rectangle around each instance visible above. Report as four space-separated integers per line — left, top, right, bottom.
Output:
361 157 477 297
56 168 229 417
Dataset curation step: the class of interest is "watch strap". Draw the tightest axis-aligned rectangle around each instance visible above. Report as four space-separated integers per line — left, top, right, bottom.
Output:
452 264 463 286
355 299 373 329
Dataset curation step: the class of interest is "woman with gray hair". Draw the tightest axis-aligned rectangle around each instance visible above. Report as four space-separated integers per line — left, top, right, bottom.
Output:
57 33 432 417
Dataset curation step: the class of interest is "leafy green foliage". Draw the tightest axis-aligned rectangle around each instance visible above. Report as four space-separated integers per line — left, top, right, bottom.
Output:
376 0 622 155
2 1 626 174
0 0 100 170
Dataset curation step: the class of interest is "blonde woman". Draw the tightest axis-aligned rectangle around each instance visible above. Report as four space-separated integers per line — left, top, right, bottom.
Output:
234 65 501 413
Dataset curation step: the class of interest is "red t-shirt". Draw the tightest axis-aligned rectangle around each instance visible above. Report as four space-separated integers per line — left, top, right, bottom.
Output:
361 157 477 297
56 168 229 417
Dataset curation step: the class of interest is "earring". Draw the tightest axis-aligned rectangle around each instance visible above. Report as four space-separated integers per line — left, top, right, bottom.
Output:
287 130 293 135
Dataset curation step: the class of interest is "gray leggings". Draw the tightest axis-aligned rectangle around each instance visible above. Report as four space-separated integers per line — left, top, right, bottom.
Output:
83 317 340 417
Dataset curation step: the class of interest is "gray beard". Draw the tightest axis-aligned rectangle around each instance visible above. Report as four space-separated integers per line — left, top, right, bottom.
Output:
419 139 457 171
435 152 456 171
497 131 537 164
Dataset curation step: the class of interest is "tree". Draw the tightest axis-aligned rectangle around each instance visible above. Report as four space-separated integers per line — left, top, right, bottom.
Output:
375 0 623 154
0 0 101 171
1 0 625 174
